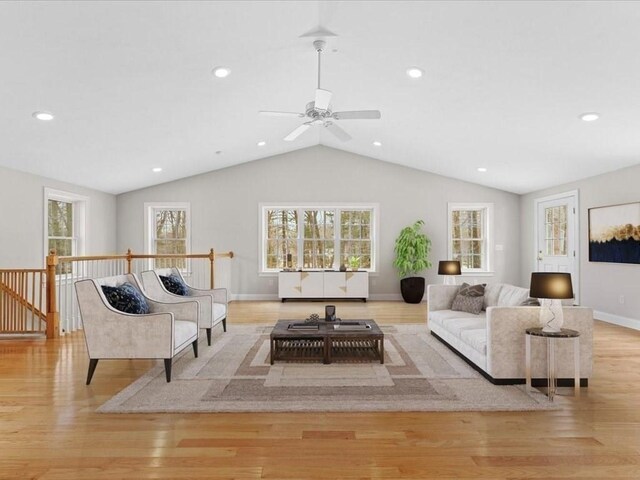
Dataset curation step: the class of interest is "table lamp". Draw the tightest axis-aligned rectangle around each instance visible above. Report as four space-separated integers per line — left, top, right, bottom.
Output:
529 272 574 332
438 260 461 285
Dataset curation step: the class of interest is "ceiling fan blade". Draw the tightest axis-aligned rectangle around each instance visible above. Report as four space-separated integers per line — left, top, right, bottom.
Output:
284 123 311 142
259 111 305 118
324 122 352 142
314 88 332 111
331 110 381 120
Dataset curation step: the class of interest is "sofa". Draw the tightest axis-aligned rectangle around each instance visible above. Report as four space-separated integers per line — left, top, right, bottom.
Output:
427 283 593 385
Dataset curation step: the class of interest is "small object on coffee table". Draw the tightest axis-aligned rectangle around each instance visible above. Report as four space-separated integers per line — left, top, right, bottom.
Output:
306 313 320 322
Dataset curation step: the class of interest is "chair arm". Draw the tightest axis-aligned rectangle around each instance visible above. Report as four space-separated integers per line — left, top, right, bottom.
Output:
427 284 459 311
187 286 228 305
148 299 199 324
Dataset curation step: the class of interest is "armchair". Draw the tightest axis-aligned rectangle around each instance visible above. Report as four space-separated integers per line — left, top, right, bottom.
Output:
75 273 199 384
140 268 227 346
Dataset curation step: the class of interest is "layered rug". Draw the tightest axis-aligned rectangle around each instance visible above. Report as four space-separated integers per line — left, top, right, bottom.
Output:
98 324 557 413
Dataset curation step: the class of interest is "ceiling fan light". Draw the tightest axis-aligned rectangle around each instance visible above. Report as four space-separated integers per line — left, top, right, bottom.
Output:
406 67 423 78
212 66 231 78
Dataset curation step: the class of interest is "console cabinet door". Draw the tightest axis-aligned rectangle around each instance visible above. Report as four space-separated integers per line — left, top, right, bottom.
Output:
300 272 324 298
278 272 302 299
323 272 347 297
346 272 369 298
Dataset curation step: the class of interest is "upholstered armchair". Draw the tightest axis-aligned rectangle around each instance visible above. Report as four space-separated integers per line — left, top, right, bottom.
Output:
75 273 199 384
140 268 227 346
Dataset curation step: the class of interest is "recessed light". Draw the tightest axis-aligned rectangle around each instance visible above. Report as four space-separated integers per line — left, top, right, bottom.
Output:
372 141 382 147
257 141 266 147
477 167 487 172
33 111 54 121
152 167 162 173
580 112 600 122
406 67 423 79
212 66 231 78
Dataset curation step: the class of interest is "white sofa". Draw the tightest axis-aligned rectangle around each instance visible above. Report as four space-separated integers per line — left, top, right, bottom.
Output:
427 283 593 385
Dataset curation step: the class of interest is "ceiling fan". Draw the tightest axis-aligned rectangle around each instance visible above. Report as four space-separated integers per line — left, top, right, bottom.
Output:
259 39 381 142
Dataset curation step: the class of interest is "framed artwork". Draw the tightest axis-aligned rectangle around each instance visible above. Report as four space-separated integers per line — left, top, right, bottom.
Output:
588 202 640 264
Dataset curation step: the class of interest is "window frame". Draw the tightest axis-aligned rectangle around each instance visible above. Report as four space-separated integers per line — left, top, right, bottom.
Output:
144 202 191 271
447 202 494 275
259 203 379 274
43 188 88 276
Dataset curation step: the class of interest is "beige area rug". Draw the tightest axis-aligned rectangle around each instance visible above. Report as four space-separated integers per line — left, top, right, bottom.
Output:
98 324 557 413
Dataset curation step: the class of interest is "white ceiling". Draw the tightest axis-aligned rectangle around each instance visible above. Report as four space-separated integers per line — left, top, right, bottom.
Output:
2 1 640 195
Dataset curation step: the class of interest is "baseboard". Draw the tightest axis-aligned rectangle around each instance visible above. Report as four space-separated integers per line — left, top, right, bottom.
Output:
369 293 404 301
594 310 640 331
430 331 588 387
231 293 413 302
230 294 279 302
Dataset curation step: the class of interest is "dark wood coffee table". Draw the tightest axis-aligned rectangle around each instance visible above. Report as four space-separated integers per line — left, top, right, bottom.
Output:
270 319 384 365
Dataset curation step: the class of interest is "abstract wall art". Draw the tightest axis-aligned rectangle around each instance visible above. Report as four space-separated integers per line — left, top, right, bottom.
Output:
589 202 640 264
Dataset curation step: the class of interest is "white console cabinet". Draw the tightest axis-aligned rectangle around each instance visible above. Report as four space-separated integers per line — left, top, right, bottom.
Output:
278 271 369 301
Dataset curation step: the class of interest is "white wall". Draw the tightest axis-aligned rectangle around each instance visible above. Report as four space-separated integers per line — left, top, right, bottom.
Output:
0 164 117 268
520 163 640 329
117 146 521 298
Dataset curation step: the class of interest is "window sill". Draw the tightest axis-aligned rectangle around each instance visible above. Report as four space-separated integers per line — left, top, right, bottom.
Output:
461 271 495 277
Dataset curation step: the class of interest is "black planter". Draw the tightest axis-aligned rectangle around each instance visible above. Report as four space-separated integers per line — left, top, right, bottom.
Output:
400 277 425 304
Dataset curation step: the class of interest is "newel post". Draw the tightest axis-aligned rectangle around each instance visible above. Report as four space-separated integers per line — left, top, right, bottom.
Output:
126 249 133 274
209 248 215 289
45 250 60 339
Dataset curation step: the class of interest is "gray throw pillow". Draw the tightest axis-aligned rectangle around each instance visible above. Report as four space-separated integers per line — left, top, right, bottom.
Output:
452 294 484 314
457 282 486 297
520 297 541 306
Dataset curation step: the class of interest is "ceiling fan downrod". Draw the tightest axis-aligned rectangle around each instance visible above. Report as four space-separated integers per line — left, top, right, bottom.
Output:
313 39 326 90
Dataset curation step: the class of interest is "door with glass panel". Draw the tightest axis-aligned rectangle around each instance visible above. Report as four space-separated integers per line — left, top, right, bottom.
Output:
535 192 578 303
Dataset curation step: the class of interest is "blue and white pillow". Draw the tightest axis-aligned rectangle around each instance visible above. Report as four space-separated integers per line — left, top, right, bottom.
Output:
159 274 189 296
101 282 150 314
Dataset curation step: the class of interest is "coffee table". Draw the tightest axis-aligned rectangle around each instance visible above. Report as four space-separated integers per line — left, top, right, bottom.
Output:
270 319 384 365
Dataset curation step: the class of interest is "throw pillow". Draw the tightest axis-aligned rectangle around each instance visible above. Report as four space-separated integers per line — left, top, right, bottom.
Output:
457 282 486 297
160 274 189 296
451 294 484 314
101 282 150 314
520 297 541 306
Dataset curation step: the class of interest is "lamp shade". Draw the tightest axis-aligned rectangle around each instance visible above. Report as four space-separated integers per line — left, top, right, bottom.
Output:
438 260 461 275
529 272 574 299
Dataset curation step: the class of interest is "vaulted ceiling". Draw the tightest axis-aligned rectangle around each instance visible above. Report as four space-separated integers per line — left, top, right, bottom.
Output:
2 1 640 194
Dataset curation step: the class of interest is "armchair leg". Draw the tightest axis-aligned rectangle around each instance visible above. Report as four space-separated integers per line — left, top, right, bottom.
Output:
206 328 212 346
192 339 198 358
86 359 99 385
222 317 227 332
164 359 172 382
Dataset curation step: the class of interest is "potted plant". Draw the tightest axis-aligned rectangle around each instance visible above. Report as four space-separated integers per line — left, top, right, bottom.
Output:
348 256 361 271
393 220 432 303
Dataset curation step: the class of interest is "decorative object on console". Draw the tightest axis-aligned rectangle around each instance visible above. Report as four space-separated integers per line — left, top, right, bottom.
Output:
588 201 640 264
438 260 461 285
393 220 432 303
348 256 361 271
339 263 347 272
529 272 574 332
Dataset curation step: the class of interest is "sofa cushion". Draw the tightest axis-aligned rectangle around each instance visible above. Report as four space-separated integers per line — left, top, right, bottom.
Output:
452 294 484 314
174 319 197 350
429 309 486 328
160 274 189 296
460 328 487 356
213 303 227 321
101 282 150 314
445 317 487 339
497 284 530 306
483 283 503 310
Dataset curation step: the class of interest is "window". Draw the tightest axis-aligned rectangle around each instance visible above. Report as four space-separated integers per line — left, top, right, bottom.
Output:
260 204 378 273
145 203 190 269
44 189 88 275
448 203 493 273
544 205 567 256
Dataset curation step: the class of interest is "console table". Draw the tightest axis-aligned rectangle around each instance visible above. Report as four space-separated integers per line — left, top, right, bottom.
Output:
278 271 369 301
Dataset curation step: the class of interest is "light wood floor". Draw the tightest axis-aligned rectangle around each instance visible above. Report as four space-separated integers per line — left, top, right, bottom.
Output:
1 301 640 479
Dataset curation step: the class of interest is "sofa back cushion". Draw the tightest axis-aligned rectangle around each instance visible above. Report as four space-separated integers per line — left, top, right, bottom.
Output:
497 284 530 306
483 283 503 310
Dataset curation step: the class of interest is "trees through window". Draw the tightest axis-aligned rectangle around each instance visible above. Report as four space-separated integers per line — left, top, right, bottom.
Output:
146 204 190 269
449 203 493 272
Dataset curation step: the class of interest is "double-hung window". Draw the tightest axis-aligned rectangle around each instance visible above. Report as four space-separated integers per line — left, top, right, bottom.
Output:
145 203 190 270
261 204 378 273
448 203 493 273
45 189 87 275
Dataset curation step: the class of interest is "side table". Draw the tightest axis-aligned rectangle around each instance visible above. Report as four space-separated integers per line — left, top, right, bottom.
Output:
525 327 580 401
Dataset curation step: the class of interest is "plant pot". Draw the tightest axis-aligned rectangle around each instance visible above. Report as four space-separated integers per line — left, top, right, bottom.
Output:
400 277 425 304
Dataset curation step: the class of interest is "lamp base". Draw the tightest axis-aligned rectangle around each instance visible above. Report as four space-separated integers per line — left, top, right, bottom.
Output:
443 276 457 285
540 298 564 332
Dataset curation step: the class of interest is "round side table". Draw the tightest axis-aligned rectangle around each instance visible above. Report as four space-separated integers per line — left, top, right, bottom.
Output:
525 327 580 401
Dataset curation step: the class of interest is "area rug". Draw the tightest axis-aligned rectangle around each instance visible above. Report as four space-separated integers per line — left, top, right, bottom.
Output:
98 324 557 413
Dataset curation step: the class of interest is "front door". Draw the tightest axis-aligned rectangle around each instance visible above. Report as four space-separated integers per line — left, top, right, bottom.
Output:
535 192 579 303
